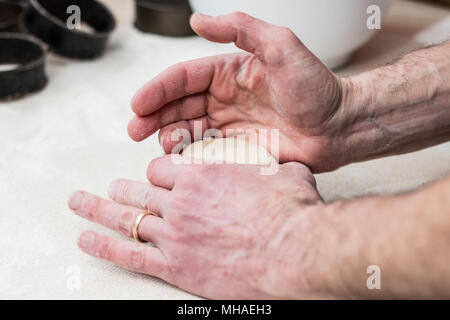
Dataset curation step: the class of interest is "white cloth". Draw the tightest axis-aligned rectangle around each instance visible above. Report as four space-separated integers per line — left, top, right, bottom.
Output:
0 0 449 299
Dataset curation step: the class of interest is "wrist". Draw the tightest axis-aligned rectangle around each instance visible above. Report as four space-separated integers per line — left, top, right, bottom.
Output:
298 201 350 299
281 202 341 299
294 199 374 299
325 74 376 168
302 187 448 299
292 197 390 299
340 69 395 166
336 42 450 166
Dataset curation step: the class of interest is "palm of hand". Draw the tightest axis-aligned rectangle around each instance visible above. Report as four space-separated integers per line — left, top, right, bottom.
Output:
129 12 343 172
203 51 342 169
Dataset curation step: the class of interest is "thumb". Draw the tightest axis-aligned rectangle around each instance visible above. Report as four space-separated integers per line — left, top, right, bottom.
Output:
190 11 307 63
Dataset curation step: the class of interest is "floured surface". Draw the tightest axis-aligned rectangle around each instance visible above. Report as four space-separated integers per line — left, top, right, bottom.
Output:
0 0 449 299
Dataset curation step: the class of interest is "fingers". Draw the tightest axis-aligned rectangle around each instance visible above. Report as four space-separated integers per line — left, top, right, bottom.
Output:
147 154 186 190
108 179 170 213
158 117 210 153
131 57 215 117
78 231 170 280
69 191 167 244
128 94 209 142
190 12 304 63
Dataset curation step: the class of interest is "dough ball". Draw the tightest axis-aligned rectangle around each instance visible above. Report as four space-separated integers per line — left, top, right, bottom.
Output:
182 138 278 165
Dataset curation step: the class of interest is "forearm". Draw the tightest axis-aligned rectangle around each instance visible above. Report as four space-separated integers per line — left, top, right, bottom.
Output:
306 175 450 299
338 41 450 166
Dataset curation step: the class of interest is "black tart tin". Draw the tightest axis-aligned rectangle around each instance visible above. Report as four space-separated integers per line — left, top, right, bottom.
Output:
23 0 116 59
0 0 26 32
0 33 47 100
135 0 195 37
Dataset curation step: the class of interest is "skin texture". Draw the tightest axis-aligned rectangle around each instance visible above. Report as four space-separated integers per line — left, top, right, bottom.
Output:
70 13 450 298
70 159 326 299
128 12 344 172
338 41 450 165
313 176 450 299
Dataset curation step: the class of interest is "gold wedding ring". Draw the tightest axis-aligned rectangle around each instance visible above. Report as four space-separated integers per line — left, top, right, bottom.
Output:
132 211 156 243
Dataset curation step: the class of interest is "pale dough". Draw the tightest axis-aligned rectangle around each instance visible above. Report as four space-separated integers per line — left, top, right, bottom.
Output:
182 138 278 165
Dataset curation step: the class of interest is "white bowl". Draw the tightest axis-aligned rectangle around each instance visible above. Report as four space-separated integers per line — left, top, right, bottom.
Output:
189 0 392 69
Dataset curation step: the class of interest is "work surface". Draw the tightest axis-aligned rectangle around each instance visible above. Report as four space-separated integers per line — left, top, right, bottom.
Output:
1 0 449 299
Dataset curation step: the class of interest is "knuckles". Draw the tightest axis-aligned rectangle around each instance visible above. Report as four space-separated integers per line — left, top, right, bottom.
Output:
118 211 135 237
277 26 297 41
265 27 301 65
166 222 188 243
166 195 201 230
228 11 254 24
110 179 131 201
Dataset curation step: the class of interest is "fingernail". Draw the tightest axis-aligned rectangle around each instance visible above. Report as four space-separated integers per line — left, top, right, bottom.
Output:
69 191 85 210
78 232 95 251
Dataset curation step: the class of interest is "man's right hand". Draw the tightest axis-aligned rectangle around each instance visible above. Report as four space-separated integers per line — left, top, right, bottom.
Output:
128 12 349 172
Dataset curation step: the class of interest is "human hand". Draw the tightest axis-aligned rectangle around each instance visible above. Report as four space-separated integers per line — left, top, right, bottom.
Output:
128 12 348 172
69 158 328 299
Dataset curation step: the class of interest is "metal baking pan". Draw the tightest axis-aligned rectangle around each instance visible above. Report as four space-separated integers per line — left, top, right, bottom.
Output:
22 0 116 60
0 33 48 101
134 0 195 37
0 0 27 32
